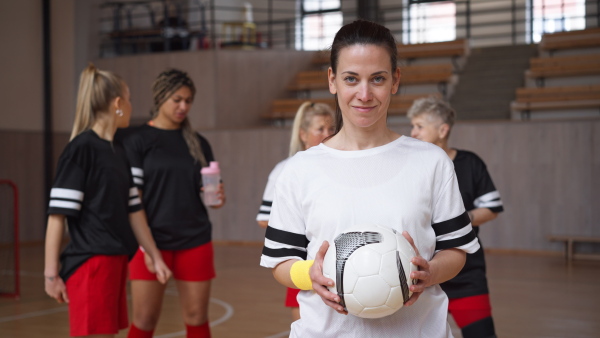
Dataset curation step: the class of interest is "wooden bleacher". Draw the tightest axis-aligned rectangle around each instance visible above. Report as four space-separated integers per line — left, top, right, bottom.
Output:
287 64 455 92
312 39 469 68
539 27 600 53
267 93 441 120
527 54 600 86
511 85 600 119
512 28 600 120
265 39 468 122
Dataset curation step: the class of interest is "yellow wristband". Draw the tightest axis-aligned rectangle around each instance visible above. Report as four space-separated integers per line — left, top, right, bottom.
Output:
290 260 314 290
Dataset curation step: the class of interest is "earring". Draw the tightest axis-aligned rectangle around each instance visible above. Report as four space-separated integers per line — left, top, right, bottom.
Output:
116 109 123 117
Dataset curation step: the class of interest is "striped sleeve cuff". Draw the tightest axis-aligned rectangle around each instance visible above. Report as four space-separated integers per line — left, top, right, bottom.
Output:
260 226 309 268
131 167 144 187
256 200 272 221
474 191 504 212
128 187 143 213
48 188 84 217
433 211 480 254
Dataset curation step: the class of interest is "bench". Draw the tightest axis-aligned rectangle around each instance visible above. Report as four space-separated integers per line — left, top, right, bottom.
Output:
287 64 455 96
527 54 600 86
539 27 600 54
265 93 441 120
548 235 600 261
312 39 469 69
511 85 600 120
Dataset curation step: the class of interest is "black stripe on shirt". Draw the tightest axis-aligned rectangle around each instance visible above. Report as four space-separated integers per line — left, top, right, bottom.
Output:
435 229 477 251
262 246 308 260
432 211 471 236
261 200 273 207
489 205 504 213
258 210 270 215
265 226 309 248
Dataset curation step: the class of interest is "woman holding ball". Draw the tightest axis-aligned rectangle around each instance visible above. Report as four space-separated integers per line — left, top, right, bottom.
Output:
260 20 479 337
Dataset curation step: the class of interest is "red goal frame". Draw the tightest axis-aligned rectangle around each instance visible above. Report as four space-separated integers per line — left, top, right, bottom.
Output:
0 179 19 299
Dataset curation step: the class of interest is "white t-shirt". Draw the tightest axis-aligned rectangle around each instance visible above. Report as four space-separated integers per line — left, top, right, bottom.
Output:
260 136 480 338
256 158 289 222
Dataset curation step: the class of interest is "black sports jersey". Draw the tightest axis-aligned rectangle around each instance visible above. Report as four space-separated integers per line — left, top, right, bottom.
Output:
47 130 142 281
121 124 215 250
440 149 504 299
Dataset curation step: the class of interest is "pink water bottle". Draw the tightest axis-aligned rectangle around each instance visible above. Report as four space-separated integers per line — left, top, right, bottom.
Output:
201 161 221 206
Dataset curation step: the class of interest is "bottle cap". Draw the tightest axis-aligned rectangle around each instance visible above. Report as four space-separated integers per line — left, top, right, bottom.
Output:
201 161 220 175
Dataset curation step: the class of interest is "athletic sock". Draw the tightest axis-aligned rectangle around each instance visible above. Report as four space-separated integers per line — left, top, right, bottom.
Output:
127 323 154 338
186 322 211 338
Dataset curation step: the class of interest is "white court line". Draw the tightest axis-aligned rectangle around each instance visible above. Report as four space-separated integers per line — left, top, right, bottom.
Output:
0 307 68 323
154 292 235 338
0 275 233 333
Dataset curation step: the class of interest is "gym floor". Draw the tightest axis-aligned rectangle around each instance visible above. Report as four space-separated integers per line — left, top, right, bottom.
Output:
1 243 599 337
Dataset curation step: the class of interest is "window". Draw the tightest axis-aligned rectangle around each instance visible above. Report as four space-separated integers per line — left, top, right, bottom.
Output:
403 0 456 44
298 0 343 50
531 0 586 43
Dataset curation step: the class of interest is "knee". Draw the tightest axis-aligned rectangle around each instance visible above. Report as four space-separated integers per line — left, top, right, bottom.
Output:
133 310 161 331
182 306 208 326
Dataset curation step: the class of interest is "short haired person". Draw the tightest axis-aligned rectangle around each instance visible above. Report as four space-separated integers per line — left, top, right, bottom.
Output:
123 69 225 338
257 101 335 321
260 20 480 337
44 64 171 337
408 96 504 338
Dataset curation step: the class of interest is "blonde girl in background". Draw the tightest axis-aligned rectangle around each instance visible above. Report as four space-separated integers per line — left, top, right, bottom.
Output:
44 64 171 338
257 101 335 321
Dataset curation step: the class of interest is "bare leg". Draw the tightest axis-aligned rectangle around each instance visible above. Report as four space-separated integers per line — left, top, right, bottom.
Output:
291 307 300 321
176 280 212 326
130 280 168 331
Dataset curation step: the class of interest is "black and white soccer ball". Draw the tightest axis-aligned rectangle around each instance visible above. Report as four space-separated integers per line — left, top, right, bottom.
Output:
322 224 418 319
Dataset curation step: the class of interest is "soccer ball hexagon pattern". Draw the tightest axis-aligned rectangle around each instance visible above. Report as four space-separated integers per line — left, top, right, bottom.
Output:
322 224 417 319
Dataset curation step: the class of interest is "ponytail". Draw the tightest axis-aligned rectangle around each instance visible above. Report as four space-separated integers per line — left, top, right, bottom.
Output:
70 63 124 140
181 118 207 167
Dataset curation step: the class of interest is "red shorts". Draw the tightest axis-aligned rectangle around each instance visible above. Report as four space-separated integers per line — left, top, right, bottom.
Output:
129 242 216 281
66 255 129 336
448 294 493 328
285 287 300 307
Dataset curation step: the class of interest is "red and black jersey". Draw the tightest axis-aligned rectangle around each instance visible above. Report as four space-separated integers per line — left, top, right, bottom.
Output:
120 124 215 250
48 130 142 281
441 149 504 299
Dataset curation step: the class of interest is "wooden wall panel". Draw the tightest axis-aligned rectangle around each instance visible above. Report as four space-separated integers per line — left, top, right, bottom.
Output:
201 127 290 242
95 49 313 130
214 49 314 128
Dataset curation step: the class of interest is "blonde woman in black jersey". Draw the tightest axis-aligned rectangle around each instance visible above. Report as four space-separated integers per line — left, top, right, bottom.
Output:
123 69 225 338
44 64 170 338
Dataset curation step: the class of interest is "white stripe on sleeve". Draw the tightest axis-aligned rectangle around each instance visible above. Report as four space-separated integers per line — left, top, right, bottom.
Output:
474 191 501 208
50 188 84 201
131 167 144 177
49 200 82 211
129 197 142 206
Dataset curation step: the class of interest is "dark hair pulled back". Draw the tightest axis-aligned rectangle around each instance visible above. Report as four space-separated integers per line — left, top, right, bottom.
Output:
329 19 398 134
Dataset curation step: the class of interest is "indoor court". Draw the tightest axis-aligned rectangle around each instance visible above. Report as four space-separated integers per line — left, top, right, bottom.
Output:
1 244 600 337
2 0 600 337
